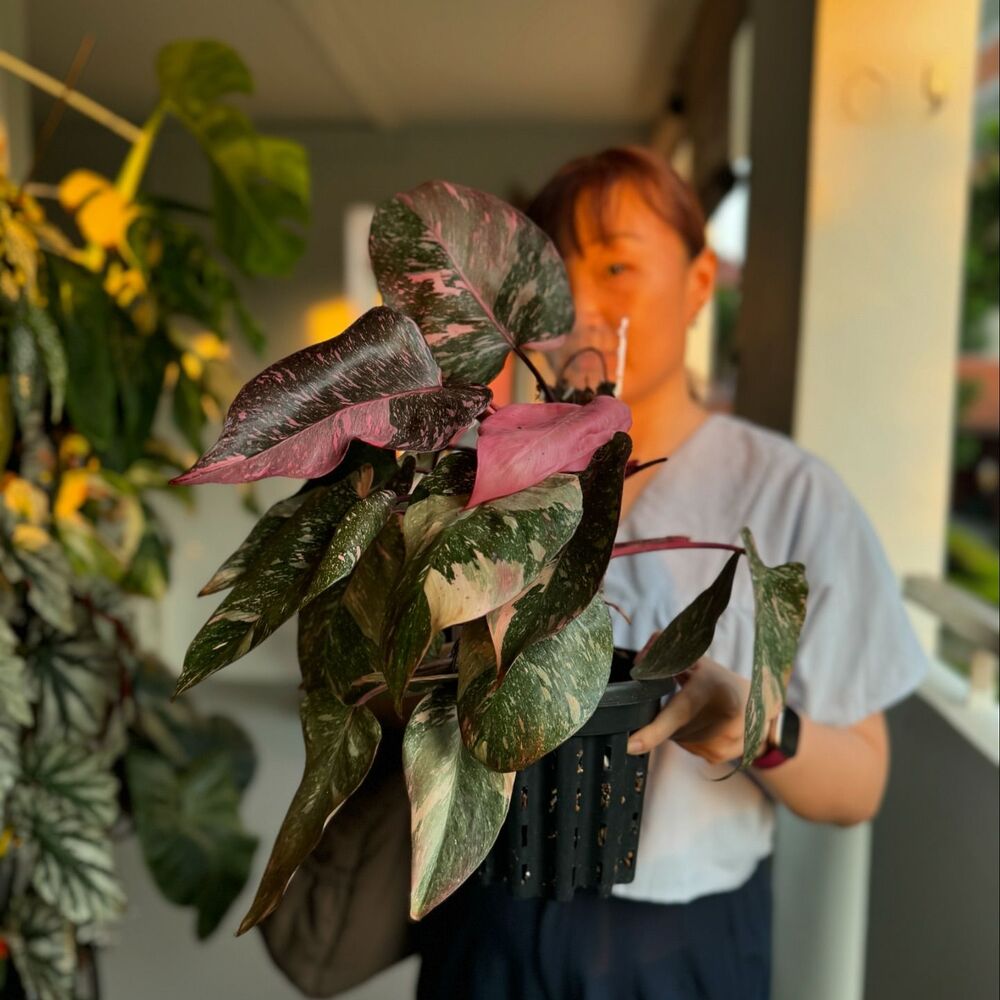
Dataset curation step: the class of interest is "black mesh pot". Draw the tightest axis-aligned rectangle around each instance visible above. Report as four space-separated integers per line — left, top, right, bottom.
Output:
478 649 676 901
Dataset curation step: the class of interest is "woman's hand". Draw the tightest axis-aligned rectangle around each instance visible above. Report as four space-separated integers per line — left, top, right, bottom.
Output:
626 656 771 765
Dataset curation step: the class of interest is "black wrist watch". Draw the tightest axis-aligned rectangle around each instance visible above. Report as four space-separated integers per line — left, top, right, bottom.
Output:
752 705 801 770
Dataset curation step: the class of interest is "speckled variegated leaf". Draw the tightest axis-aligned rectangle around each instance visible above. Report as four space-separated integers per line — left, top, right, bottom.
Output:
11 786 125 925
459 595 613 772
370 181 574 385
1 616 34 726
403 685 513 919
302 487 396 604
410 450 477 503
199 491 310 596
238 691 381 934
344 516 406 644
10 542 75 635
740 528 808 768
1 716 20 799
632 552 741 681
176 481 359 695
21 740 119 829
384 476 583 708
5 894 76 1000
488 433 631 669
172 306 490 486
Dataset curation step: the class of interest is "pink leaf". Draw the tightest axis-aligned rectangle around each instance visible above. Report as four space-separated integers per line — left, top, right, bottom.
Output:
467 396 632 508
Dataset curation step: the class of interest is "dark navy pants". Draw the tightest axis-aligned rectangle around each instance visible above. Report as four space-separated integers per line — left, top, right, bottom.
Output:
415 859 772 1000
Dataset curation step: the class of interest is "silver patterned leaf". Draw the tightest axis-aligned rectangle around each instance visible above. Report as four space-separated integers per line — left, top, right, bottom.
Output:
740 528 809 768
631 551 741 680
0 716 20 800
171 306 490 486
5 894 77 1000
9 542 75 636
370 181 574 385
459 595 613 772
237 691 380 934
126 749 257 939
21 741 119 830
383 475 583 708
176 481 359 695
1 616 34 726
12 787 125 926
403 685 513 919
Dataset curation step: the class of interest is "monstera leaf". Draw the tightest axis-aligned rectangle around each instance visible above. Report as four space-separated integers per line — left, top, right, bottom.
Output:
403 685 513 919
631 552 741 681
126 749 257 938
4 895 76 1000
740 529 808 767
468 397 632 508
238 691 380 934
459 594 614 772
156 40 309 277
383 476 583 708
172 307 490 486
370 181 574 385
488 433 631 669
176 480 361 695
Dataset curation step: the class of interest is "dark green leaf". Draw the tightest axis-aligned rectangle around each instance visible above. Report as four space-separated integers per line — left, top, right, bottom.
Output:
458 595 613 772
631 552 741 680
126 748 257 938
403 684 513 919
26 304 67 423
370 181 574 384
5 894 76 1000
237 691 380 934
172 365 207 454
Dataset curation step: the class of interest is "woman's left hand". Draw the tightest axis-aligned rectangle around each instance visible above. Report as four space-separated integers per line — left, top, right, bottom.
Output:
626 656 770 765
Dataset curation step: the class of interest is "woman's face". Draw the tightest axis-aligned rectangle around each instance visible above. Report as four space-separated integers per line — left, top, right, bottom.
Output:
558 180 715 406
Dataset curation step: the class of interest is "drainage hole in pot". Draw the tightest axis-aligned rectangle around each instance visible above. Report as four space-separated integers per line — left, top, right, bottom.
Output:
548 788 558 812
630 812 640 835
624 850 636 869
574 788 582 813
521 865 531 883
634 770 645 793
521 825 528 848
576 748 585 775
519 786 529 810
600 782 612 809
603 746 612 770
597 824 607 847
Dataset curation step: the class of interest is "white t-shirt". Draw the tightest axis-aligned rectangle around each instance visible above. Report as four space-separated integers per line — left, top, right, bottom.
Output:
604 413 928 905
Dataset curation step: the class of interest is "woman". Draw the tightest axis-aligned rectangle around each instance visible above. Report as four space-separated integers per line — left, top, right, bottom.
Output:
415 147 927 999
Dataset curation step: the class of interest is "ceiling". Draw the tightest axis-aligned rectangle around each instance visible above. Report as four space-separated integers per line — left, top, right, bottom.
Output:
25 0 699 127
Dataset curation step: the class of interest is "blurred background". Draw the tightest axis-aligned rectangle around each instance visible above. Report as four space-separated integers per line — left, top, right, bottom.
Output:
1 1 997 998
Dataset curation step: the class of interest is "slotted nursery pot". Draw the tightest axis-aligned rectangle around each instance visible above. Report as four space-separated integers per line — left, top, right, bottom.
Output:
478 649 677 901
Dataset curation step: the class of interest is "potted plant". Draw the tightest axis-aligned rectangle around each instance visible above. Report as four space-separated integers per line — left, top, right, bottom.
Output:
169 180 808 929
0 39 309 999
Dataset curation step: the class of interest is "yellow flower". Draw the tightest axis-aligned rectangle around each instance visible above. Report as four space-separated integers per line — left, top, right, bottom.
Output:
2 475 49 524
180 352 204 381
58 169 139 253
11 523 52 552
54 469 90 522
104 261 146 307
189 331 230 362
58 433 91 466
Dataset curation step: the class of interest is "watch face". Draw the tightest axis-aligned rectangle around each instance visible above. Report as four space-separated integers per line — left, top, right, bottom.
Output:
780 706 801 758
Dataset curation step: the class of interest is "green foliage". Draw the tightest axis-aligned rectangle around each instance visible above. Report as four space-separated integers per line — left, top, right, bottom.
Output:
961 117 999 353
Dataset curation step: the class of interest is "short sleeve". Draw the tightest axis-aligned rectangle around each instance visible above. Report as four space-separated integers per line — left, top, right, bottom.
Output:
784 461 930 727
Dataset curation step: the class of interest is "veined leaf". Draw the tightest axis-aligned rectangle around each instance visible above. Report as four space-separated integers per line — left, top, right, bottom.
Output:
631 552 741 681
370 181 573 385
5 894 76 1000
26 304 67 423
740 528 808 768
488 433 631 669
403 685 513 920
126 749 257 939
0 717 20 800
156 40 310 277
237 691 380 934
12 787 125 925
10 541 75 635
176 481 358 695
459 595 613 772
171 306 490 486
1 617 34 727
22 740 119 829
468 397 631 508
384 475 583 707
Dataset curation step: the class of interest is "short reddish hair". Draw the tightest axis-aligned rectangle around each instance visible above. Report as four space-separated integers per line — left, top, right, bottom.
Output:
526 146 706 260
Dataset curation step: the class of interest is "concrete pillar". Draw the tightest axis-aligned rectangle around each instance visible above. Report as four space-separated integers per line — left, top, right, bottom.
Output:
738 3 980 999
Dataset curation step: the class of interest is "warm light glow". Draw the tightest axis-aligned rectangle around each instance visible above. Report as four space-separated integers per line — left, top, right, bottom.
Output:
304 296 363 345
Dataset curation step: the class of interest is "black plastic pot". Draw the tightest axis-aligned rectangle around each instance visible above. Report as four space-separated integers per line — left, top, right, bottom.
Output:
478 649 676 901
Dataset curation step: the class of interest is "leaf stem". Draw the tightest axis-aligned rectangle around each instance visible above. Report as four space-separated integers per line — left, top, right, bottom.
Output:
115 105 166 203
512 344 556 403
624 457 668 478
611 537 745 559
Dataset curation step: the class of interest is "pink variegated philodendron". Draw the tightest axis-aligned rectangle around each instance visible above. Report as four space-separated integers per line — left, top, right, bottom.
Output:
172 179 808 929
